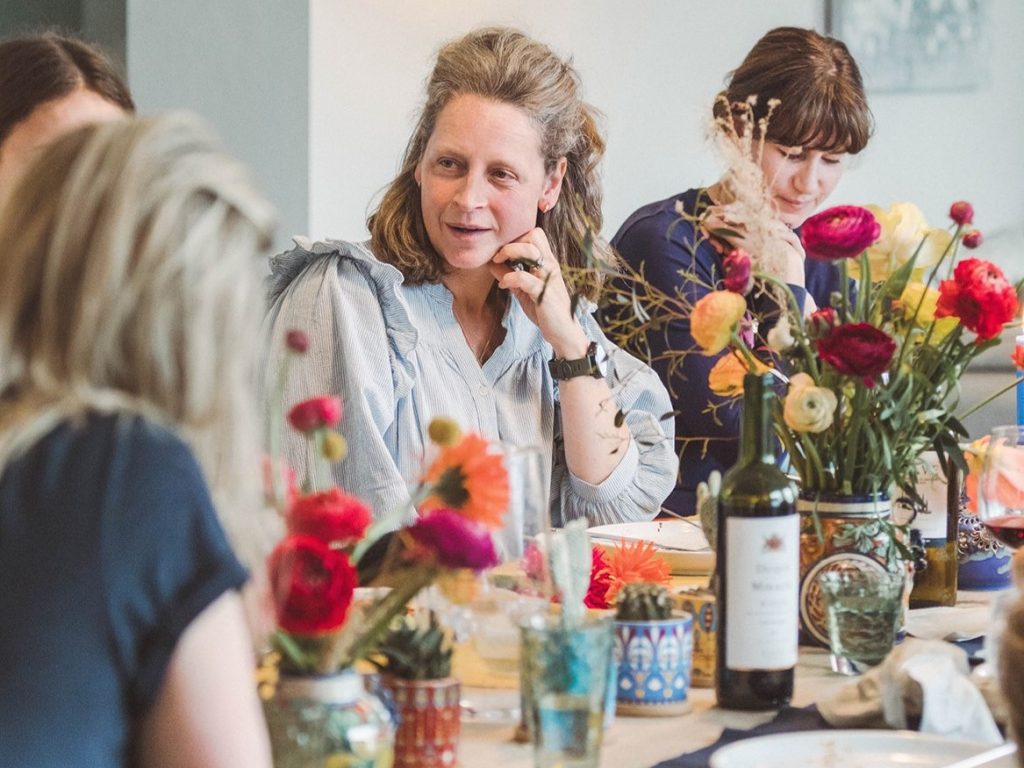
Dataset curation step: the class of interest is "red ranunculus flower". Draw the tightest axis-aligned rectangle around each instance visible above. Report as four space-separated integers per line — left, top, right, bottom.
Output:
287 487 371 546
936 258 1018 341
288 396 343 432
816 322 896 387
723 248 753 295
268 534 356 634
800 205 881 260
404 509 498 572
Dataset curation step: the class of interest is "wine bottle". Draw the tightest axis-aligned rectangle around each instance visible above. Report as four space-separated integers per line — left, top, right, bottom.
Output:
907 453 960 608
715 372 799 711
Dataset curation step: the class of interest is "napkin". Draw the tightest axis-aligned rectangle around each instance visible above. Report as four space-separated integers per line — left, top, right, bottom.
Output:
818 638 1003 745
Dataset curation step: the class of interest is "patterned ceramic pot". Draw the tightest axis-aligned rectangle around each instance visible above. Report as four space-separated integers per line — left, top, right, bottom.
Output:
958 508 1013 589
798 493 909 647
263 669 395 768
384 676 460 768
613 612 693 715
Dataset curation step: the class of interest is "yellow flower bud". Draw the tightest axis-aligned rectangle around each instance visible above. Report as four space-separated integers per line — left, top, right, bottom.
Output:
428 417 462 446
321 430 348 462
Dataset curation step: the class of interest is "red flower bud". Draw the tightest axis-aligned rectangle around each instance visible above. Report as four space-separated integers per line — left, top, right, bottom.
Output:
949 201 974 226
285 329 309 353
723 248 753 295
962 230 983 249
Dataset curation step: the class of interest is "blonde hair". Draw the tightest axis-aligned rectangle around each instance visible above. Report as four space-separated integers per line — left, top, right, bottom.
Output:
0 114 276 562
369 26 608 300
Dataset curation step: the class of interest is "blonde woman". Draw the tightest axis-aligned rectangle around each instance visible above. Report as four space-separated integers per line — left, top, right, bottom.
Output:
0 115 274 767
265 27 676 525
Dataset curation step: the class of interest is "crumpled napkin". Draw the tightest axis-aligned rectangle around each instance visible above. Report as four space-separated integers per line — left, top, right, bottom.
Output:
818 638 1003 745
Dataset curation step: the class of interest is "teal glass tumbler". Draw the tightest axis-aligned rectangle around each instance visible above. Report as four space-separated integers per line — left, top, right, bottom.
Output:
520 613 614 768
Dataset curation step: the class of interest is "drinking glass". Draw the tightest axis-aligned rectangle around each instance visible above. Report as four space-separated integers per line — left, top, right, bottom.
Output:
817 568 906 675
977 425 1024 550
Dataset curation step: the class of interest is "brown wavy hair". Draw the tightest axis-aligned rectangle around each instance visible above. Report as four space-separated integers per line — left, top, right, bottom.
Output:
714 26 873 155
0 31 135 151
368 27 607 300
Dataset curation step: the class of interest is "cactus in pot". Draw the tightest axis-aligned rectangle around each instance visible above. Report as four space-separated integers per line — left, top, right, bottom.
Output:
615 582 673 622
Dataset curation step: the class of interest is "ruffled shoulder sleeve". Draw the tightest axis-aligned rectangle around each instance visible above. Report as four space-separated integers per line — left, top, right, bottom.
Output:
267 238 417 400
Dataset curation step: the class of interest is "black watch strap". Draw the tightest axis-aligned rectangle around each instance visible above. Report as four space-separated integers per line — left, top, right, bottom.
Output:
548 341 602 381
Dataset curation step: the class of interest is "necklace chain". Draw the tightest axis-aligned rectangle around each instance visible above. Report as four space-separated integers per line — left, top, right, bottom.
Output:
453 294 505 365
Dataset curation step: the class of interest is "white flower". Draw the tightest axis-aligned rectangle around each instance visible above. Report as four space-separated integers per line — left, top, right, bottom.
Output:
767 314 795 352
783 375 837 433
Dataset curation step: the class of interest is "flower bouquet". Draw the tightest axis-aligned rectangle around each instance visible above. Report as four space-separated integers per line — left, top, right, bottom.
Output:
261 329 509 766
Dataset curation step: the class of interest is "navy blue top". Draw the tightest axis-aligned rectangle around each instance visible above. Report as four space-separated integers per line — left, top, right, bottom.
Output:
0 413 247 767
611 189 844 516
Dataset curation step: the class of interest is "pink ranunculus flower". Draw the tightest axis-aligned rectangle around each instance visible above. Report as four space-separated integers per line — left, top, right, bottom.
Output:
800 205 881 260
691 291 747 355
816 322 896 387
722 248 753 295
287 396 343 432
404 509 498 572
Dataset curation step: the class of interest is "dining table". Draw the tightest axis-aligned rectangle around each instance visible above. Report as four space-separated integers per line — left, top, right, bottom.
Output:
454 589 1004 768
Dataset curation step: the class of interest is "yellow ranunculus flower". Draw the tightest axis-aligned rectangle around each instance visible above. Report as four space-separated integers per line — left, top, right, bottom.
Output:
930 316 959 344
852 202 944 280
691 291 747 354
898 282 939 324
708 352 770 397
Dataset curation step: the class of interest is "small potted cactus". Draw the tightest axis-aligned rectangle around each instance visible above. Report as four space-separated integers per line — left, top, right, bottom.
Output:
373 611 460 768
613 582 694 715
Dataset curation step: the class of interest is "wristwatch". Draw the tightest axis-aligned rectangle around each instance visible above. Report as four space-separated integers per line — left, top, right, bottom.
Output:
548 341 603 381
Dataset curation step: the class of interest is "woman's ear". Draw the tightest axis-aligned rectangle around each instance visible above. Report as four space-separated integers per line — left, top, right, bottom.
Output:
539 156 568 212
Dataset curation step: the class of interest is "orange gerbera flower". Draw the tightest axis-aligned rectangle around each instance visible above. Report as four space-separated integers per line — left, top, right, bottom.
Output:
420 433 508 530
605 539 671 603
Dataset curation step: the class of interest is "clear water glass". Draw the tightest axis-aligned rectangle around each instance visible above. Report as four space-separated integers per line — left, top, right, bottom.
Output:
818 569 905 675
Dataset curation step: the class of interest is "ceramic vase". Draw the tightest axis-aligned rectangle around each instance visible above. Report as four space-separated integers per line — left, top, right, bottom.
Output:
797 492 909 647
384 677 461 768
613 612 694 715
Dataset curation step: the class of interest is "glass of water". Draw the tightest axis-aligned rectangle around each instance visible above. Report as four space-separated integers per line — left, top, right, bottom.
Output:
817 568 906 675
520 612 614 768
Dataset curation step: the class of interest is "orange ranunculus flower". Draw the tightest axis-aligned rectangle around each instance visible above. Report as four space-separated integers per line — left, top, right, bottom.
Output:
691 291 747 355
708 351 769 397
1013 345 1024 371
421 433 509 530
604 538 671 604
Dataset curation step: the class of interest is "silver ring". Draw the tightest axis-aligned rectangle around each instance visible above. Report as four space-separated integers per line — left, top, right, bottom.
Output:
532 257 545 271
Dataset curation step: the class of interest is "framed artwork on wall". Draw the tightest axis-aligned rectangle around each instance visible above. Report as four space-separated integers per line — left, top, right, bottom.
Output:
826 0 991 92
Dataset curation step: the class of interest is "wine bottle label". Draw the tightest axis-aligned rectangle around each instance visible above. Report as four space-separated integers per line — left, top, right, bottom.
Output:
724 515 799 670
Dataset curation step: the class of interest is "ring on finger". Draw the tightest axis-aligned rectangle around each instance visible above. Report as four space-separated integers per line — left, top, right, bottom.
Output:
531 257 545 272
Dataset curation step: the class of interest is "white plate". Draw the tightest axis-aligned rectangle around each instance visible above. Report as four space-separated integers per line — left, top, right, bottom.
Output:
587 519 714 575
710 730 1007 768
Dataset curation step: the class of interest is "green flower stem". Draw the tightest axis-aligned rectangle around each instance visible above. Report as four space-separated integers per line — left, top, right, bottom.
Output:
753 271 821 379
956 376 1024 423
797 429 828 491
268 352 293 511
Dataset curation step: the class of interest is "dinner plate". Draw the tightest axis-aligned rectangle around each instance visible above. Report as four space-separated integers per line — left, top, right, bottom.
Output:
587 519 714 574
709 730 1008 768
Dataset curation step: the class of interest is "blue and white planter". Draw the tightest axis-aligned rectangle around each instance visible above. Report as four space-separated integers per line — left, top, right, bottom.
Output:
613 612 693 716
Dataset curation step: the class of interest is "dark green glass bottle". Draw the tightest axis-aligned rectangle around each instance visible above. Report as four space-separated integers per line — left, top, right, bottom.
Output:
715 372 799 711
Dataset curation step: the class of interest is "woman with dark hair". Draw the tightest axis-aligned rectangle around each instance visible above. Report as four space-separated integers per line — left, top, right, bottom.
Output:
0 31 134 197
611 26 874 516
265 27 676 527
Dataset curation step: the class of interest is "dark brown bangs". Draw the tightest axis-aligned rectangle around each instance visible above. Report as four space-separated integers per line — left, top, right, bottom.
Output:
765 87 872 155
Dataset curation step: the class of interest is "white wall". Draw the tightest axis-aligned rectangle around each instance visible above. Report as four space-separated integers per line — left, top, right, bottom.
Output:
308 0 1023 261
